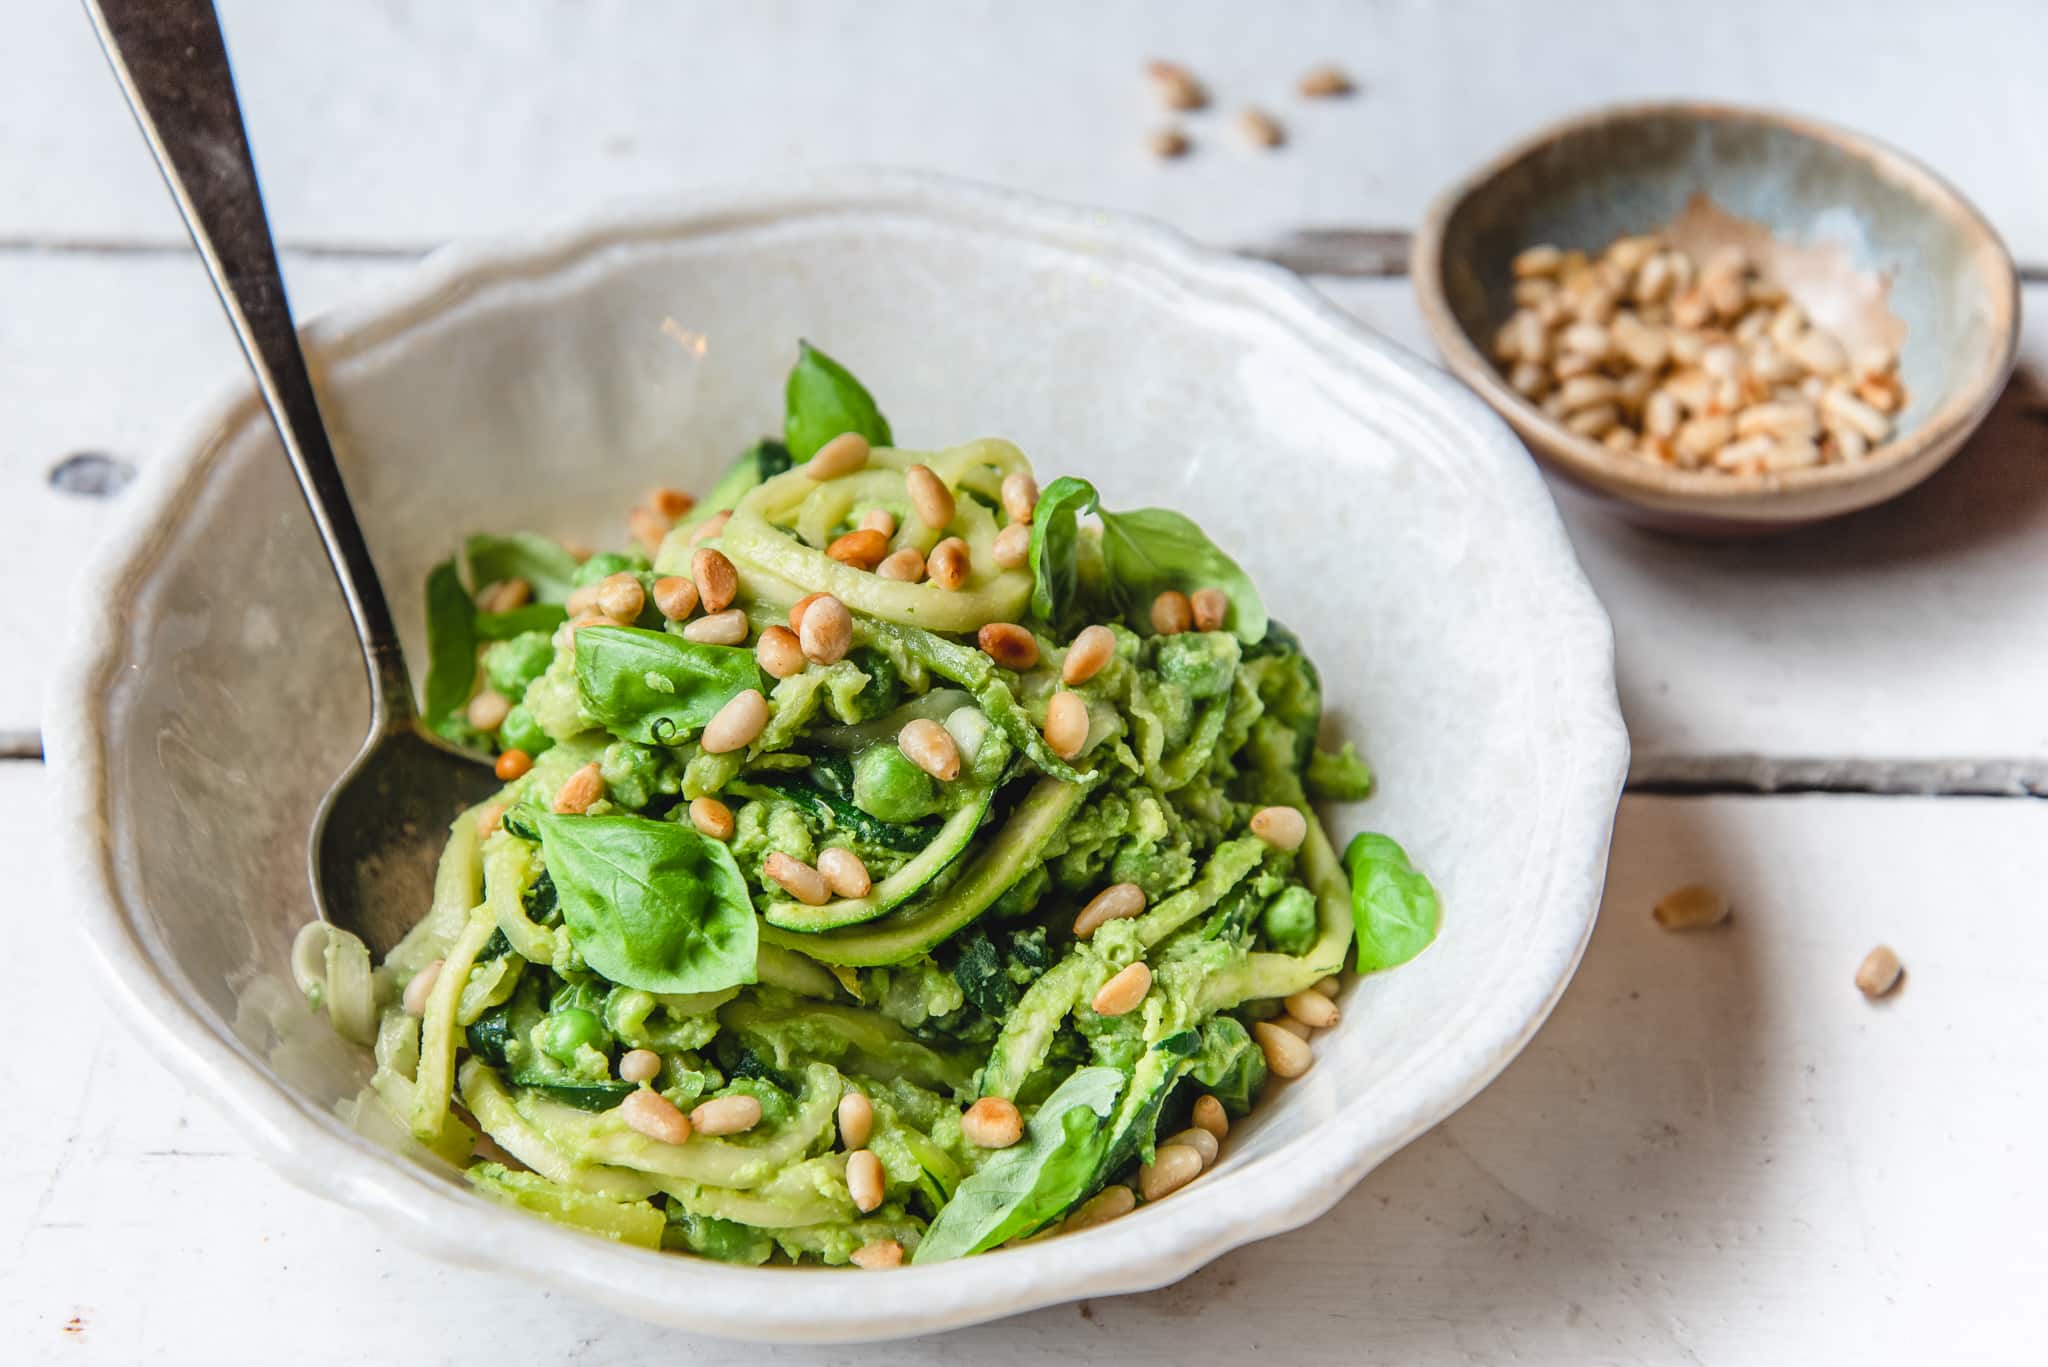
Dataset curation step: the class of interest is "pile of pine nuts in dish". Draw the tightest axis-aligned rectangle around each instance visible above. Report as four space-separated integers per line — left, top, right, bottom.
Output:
1492 236 1908 477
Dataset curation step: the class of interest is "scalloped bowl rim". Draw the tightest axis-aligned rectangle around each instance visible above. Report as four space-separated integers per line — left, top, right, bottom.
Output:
44 170 1627 1342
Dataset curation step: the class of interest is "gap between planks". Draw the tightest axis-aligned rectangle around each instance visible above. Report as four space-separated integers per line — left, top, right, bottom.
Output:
4 738 2042 798
6 229 2045 282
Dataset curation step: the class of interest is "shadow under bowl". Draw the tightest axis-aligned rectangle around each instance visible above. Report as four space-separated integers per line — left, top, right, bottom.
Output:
1413 101 2020 535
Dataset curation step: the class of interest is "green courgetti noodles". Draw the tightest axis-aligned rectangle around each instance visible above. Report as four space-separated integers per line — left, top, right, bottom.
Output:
295 341 1441 1267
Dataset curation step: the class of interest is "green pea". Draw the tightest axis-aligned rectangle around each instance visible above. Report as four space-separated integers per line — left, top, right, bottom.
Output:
1260 885 1317 956
571 551 646 588
482 630 556 699
853 744 939 823
498 704 553 758
539 1007 603 1063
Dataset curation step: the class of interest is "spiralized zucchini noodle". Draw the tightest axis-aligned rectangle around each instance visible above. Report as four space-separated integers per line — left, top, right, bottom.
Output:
294 343 1433 1266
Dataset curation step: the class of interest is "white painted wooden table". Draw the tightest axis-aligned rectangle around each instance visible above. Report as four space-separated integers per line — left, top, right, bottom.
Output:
5 3 2045 1361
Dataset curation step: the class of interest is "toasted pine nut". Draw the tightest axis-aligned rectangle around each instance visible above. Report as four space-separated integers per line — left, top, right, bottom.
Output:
1670 287 1712 330
962 1096 1024 1149
1000 471 1039 524
564 582 604 617
1297 64 1354 98
905 464 955 529
688 510 731 546
692 548 738 613
1091 961 1152 1017
1856 944 1904 998
1736 400 1820 442
1857 377 1901 414
827 528 890 571
1065 1184 1136 1232
1238 107 1284 148
1515 248 1566 281
1254 1020 1313 1078
683 608 749 645
838 1092 873 1150
1151 590 1193 635
1285 990 1339 1029
402 959 442 1017
596 572 644 623
467 689 512 732
977 622 1039 670
652 575 700 621
818 847 872 899
1270 1015 1311 1040
476 577 532 614
621 1090 692 1145
850 1240 903 1270
1250 805 1307 852
1044 690 1089 759
618 1048 662 1084
1764 437 1823 471
1674 414 1735 465
1145 59 1206 111
494 748 533 782
1313 975 1340 998
1793 330 1849 377
1509 361 1550 398
689 796 735 842
1191 1095 1229 1141
1653 883 1728 930
808 432 871 480
1558 375 1619 411
1560 322 1611 359
553 762 604 814
859 507 896 537
628 506 670 557
691 1094 764 1136
1832 425 1870 462
1852 342 1896 380
798 593 852 664
756 625 806 679
876 547 926 582
1148 127 1191 160
765 852 830 905
1822 388 1892 444
1702 268 1746 319
898 718 961 781
561 539 595 562
1074 883 1146 939
700 688 768 753
846 1149 885 1212
1190 587 1229 633
1165 1126 1219 1167
648 487 696 520
992 522 1032 570
1139 1143 1204 1201
927 536 970 590
788 592 825 632
1062 625 1116 685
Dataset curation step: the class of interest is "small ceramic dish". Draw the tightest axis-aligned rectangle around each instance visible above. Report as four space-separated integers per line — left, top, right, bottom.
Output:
47 172 1627 1341
1413 102 2021 534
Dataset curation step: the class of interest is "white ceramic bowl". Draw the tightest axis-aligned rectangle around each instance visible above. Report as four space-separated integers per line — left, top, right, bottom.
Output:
47 172 1627 1342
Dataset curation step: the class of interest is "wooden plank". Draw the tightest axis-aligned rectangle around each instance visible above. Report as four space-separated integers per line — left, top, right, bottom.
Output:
14 251 2046 772
5 766 2041 1360
1320 277 2048 784
14 0 2048 263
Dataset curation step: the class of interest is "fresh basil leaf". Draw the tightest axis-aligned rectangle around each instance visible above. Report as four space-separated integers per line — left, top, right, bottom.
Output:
784 341 892 460
535 813 758 994
572 625 762 745
476 603 570 640
1027 476 1098 624
1343 832 1440 972
1097 507 1268 645
465 532 582 604
911 1066 1123 1263
422 558 479 734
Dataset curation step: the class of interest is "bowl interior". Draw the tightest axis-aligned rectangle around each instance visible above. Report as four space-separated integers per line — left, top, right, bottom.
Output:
71 183 1625 1338
1432 107 2012 477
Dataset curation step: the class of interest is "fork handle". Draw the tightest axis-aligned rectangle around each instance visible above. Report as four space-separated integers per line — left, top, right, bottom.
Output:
83 0 415 727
